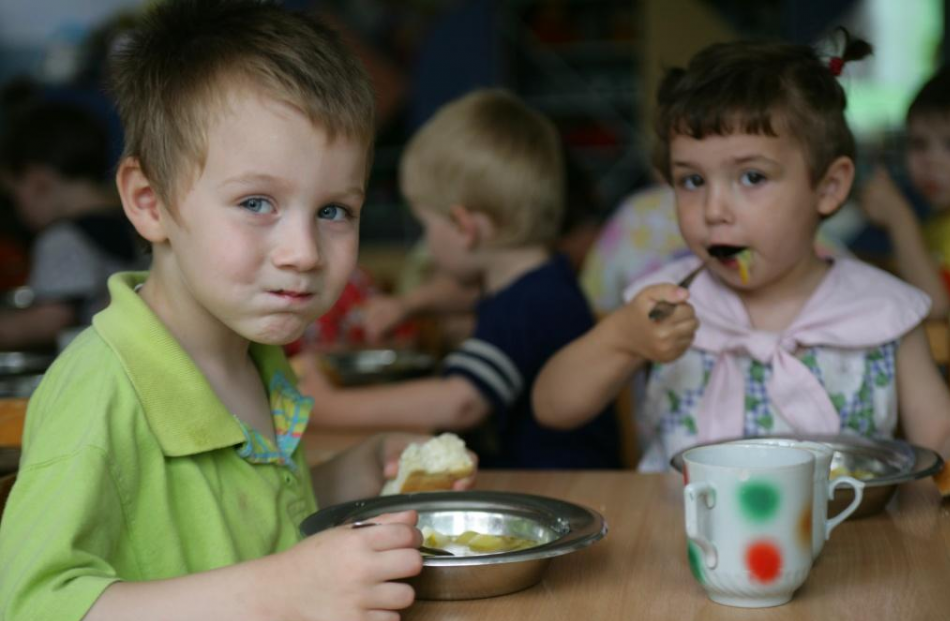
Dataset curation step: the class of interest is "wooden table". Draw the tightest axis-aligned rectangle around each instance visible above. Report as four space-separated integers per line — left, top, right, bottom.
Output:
404 470 950 621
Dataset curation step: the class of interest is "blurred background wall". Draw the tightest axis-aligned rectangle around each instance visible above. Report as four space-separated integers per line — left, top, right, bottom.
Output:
0 0 946 285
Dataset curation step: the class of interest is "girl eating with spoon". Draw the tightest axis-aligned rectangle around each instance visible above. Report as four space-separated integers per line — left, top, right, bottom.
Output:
533 32 950 471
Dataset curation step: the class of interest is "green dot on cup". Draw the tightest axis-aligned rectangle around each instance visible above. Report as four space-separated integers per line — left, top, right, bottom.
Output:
738 481 780 522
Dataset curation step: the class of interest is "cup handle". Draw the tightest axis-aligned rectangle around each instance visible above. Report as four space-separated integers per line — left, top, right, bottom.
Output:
684 482 718 569
825 476 865 538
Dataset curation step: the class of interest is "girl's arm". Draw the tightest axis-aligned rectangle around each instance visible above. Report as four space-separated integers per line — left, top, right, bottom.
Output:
896 325 950 457
533 283 697 430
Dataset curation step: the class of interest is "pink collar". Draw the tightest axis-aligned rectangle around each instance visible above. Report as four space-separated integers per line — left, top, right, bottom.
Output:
626 256 930 441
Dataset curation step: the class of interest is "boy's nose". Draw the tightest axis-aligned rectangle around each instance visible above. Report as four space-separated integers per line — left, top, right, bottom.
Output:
272 221 321 271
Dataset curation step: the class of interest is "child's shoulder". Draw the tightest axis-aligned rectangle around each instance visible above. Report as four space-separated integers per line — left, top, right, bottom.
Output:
832 257 931 313
23 327 141 465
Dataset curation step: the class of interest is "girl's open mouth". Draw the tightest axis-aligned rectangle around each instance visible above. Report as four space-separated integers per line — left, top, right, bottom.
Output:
707 245 753 283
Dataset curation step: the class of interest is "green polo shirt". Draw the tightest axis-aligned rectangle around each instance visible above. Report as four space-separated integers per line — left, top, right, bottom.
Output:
0 272 318 621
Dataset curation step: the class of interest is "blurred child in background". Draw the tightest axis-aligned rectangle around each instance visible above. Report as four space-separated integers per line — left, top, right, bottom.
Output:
0 100 143 350
534 33 950 471
859 66 950 318
299 89 622 469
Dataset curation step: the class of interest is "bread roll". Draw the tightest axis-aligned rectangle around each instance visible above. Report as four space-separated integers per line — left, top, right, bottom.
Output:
381 433 474 495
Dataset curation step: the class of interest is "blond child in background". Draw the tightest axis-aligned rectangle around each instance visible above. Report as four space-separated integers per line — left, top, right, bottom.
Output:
534 34 950 471
299 89 626 469
0 2 476 620
860 66 950 318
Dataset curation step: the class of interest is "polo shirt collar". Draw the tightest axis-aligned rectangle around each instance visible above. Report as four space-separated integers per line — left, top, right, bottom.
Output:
93 272 297 457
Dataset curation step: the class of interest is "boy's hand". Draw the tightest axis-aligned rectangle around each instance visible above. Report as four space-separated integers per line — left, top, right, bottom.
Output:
612 283 698 362
860 166 915 231
362 295 408 344
273 510 423 621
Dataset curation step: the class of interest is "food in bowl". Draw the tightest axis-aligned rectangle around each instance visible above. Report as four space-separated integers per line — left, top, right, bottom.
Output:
421 525 539 556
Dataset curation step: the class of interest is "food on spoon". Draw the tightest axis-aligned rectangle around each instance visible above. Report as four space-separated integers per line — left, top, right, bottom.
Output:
381 433 474 495
735 249 753 284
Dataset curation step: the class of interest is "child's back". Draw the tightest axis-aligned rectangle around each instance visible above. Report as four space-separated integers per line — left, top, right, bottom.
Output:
300 89 621 469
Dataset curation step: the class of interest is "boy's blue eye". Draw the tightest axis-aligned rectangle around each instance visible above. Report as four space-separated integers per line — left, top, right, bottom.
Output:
740 171 766 186
680 174 703 190
240 197 275 214
318 204 349 221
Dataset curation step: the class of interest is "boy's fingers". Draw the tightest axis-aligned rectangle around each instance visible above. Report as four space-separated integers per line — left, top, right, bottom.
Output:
367 547 425 582
357 520 422 553
366 581 417 611
372 510 419 526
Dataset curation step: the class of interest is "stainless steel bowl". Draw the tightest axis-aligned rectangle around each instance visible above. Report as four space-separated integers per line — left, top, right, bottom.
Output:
300 491 607 600
320 349 435 386
670 434 944 519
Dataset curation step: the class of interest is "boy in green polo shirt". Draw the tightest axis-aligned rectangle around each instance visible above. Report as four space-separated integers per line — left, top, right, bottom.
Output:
0 1 474 619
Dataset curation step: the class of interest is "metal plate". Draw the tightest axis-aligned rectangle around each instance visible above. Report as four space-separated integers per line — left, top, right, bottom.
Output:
300 491 607 600
319 349 435 386
0 351 53 377
670 434 944 518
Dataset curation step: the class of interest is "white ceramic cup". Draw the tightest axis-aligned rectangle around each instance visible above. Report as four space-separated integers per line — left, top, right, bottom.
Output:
683 444 816 608
726 438 865 559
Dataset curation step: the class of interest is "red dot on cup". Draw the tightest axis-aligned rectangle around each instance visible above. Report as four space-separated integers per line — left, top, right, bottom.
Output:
746 540 782 583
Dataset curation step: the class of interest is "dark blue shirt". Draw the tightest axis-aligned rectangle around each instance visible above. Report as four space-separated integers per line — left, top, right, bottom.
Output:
443 254 620 469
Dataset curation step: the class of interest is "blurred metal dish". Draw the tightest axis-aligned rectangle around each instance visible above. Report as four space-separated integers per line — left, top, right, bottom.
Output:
0 351 53 377
319 349 435 386
0 373 44 398
300 491 607 600
670 434 944 519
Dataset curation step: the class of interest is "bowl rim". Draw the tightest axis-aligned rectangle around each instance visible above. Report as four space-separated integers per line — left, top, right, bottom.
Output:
299 490 608 567
669 434 944 488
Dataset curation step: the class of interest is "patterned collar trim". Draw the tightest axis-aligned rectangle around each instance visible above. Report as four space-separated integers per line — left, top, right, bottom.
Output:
235 370 313 470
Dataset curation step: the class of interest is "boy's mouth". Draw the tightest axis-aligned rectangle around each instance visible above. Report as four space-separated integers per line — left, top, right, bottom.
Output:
271 289 314 300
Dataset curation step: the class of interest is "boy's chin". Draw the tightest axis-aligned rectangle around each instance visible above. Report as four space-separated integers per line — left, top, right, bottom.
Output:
239 319 311 346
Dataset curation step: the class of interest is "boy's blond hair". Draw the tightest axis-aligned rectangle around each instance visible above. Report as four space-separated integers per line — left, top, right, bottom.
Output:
108 0 375 207
399 89 564 248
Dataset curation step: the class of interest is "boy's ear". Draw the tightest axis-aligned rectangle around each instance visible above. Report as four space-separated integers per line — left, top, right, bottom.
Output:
816 156 855 217
449 204 495 249
116 157 167 243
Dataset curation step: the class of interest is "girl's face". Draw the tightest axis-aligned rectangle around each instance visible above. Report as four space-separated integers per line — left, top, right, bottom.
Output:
906 114 950 211
670 131 842 294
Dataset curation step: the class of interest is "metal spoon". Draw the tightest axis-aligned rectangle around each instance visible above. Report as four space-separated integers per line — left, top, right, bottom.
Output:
647 263 705 322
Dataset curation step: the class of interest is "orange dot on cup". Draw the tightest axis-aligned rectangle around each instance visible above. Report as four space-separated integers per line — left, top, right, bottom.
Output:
746 540 782 583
